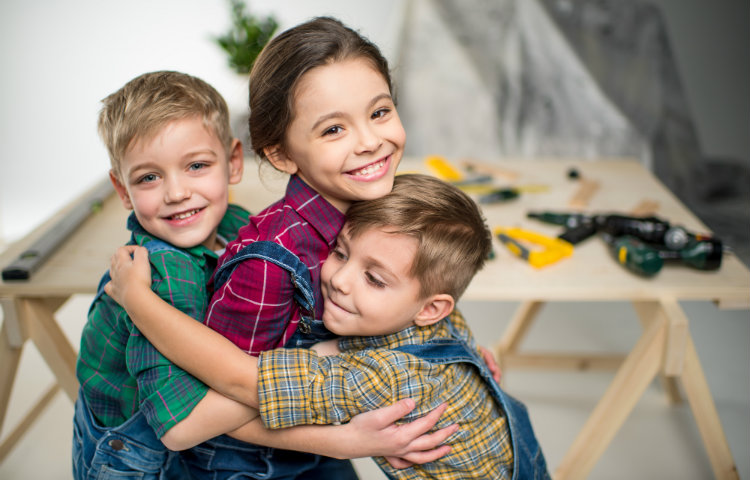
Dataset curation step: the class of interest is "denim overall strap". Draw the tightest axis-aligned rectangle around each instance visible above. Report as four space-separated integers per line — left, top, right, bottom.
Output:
212 240 317 336
393 323 550 479
89 239 182 312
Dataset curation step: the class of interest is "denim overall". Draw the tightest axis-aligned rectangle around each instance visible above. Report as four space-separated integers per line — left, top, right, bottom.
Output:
72 239 189 480
181 240 358 480
394 320 551 480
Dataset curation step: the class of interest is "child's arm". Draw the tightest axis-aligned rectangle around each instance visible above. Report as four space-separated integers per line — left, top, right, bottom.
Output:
106 245 260 406
107 245 456 464
161 389 259 450
227 398 455 464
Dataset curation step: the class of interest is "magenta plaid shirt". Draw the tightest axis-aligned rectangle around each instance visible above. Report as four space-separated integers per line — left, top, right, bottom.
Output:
205 175 345 355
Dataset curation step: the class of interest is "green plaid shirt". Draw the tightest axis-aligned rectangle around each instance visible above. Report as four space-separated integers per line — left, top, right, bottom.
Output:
257 310 513 479
76 204 249 437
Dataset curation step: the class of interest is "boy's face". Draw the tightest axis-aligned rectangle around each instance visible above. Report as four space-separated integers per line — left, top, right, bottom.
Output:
320 226 427 337
268 57 405 213
111 116 243 250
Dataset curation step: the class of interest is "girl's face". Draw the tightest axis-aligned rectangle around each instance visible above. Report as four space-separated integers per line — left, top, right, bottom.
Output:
269 57 405 212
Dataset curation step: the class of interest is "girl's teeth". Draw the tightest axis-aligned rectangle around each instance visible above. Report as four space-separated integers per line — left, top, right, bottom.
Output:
352 159 385 176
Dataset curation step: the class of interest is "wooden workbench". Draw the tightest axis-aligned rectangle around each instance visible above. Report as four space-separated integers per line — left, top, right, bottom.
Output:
1 158 748 478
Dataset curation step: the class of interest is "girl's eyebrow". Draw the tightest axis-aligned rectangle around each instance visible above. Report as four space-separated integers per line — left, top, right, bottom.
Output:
311 92 393 132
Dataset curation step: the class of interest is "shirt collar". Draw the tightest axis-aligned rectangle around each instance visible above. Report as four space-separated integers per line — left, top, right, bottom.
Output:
286 175 346 248
126 212 218 264
338 321 447 352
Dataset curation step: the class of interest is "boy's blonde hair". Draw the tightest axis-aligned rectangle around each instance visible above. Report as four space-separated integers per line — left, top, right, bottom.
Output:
345 174 492 301
98 71 233 179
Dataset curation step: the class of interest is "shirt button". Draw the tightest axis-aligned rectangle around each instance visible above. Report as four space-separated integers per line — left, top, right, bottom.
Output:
108 439 125 451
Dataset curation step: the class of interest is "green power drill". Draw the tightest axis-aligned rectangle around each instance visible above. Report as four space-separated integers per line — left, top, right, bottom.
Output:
602 233 724 277
527 211 725 276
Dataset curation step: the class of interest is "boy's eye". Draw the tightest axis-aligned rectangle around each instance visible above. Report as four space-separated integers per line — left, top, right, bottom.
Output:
137 173 159 184
189 162 208 171
365 272 386 288
331 247 347 261
322 125 343 136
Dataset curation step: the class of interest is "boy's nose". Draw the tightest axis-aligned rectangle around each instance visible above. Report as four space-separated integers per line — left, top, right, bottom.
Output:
329 266 351 295
164 179 190 203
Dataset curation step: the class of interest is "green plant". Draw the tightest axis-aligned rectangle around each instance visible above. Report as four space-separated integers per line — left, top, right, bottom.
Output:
215 0 278 74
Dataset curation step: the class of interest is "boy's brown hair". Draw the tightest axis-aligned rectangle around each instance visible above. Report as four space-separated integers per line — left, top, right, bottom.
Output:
345 173 492 301
98 70 233 180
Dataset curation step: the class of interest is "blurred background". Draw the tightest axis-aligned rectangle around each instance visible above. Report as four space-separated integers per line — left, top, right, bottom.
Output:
0 1 748 478
0 0 747 254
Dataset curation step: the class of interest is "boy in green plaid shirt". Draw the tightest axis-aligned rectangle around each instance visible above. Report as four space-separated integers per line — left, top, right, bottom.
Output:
107 173 550 479
74 71 453 480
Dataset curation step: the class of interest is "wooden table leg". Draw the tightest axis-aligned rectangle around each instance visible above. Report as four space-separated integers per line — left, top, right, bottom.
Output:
554 310 667 479
0 313 24 436
0 296 78 463
680 323 739 478
495 300 543 368
633 301 682 404
22 298 78 401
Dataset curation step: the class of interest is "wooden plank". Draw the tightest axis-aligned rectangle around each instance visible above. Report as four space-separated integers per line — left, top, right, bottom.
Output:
681 332 739 479
0 384 60 463
501 353 624 370
23 298 78 401
555 313 666 479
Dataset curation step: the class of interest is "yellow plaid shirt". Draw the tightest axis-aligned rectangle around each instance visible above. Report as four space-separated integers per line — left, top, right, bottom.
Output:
257 310 513 479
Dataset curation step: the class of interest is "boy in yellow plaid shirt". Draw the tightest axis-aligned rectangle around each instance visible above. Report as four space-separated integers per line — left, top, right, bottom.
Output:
107 173 550 479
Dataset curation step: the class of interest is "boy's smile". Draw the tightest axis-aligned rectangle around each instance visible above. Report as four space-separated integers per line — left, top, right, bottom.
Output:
269 57 405 213
111 116 243 250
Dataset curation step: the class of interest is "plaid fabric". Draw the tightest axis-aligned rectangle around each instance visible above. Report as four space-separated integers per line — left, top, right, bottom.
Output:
205 175 344 355
257 309 513 479
76 204 250 437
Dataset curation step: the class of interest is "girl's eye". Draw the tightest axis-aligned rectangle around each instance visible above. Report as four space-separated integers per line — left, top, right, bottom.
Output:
365 272 386 288
372 107 391 120
323 125 343 136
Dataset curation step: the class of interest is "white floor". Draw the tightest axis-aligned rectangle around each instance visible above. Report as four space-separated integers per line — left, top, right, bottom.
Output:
0 295 748 479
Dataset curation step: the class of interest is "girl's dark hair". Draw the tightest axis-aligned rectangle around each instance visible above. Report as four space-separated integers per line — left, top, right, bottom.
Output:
248 17 392 162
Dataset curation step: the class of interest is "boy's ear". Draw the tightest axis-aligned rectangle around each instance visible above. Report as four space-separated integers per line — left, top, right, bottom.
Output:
264 145 298 175
227 139 244 185
109 170 133 210
414 294 455 327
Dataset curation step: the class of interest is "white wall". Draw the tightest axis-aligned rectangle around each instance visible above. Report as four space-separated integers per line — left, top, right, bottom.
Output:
0 0 402 244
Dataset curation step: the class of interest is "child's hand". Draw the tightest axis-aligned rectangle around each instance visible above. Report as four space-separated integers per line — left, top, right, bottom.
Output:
311 339 341 356
343 399 456 467
479 345 502 383
104 245 152 311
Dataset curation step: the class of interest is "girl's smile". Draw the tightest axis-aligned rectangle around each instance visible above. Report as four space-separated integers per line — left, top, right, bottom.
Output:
267 57 406 213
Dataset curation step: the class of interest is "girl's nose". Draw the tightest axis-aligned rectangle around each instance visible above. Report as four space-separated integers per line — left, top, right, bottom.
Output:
354 125 382 154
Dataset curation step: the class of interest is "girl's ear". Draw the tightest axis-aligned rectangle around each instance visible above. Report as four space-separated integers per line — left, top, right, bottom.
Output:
227 139 244 185
264 145 298 175
110 170 133 210
414 294 455 327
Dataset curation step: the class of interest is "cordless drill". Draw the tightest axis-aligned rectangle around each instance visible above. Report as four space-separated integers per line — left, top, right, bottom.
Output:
527 211 724 276
601 233 723 276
